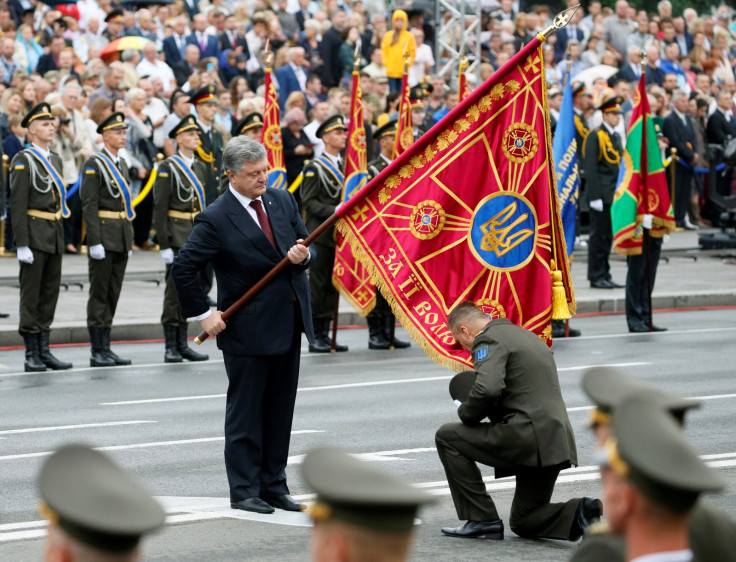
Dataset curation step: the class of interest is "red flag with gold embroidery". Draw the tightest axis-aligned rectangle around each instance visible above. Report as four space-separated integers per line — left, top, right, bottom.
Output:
332 68 376 315
392 72 413 159
336 38 574 371
458 58 470 102
260 62 287 189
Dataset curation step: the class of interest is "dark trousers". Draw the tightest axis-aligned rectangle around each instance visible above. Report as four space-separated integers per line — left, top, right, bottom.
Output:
162 247 185 325
587 204 612 283
133 187 154 247
87 250 128 328
221 313 301 502
669 164 694 223
367 290 391 319
388 77 403 92
19 249 62 334
625 236 662 330
436 423 580 540
309 241 337 319
63 190 83 247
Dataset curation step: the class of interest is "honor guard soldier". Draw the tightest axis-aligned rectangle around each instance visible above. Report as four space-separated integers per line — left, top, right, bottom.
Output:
10 102 73 372
102 10 124 43
38 444 165 561
303 447 435 562
570 367 736 562
301 114 349 353
154 114 210 364
582 95 625 290
233 112 264 140
81 112 134 367
364 118 410 350
190 85 224 203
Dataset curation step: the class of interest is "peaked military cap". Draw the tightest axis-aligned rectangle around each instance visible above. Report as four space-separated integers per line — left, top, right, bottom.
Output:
302 447 435 533
316 114 347 138
38 444 165 553
97 111 128 134
409 85 429 108
571 81 592 97
602 396 723 513
582 367 700 427
234 112 264 136
449 370 476 402
21 102 54 128
188 84 219 105
169 114 203 138
105 9 124 23
599 95 623 114
374 118 398 140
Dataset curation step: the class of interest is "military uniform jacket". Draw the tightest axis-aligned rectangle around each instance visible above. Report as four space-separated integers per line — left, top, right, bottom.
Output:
367 155 390 179
196 126 224 203
574 111 589 179
80 153 133 253
9 150 65 254
459 318 578 470
582 125 622 205
301 155 344 248
153 157 208 250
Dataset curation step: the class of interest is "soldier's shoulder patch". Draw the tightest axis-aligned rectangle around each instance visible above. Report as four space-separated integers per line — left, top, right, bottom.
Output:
159 171 169 177
474 345 489 363
305 170 315 177
14 163 25 170
85 167 96 175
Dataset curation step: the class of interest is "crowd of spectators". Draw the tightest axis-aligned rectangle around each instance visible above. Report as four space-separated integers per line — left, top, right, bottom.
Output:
0 0 735 251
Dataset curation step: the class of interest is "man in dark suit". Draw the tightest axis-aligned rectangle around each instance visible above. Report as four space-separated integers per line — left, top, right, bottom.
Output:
276 47 308 111
318 9 347 88
162 16 189 66
171 136 316 514
436 302 600 541
36 34 65 76
582 96 625 289
706 89 736 199
618 46 643 84
554 19 585 61
219 15 250 59
644 45 665 87
173 44 200 88
662 89 699 229
187 14 220 59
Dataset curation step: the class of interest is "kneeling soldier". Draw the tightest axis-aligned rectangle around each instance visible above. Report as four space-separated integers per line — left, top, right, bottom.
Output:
154 115 209 363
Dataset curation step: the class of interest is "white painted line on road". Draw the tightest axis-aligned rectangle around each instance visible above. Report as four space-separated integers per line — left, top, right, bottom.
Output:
571 326 736 341
100 362 650 406
692 393 736 402
288 447 437 466
0 430 323 462
0 359 226 378
0 420 156 435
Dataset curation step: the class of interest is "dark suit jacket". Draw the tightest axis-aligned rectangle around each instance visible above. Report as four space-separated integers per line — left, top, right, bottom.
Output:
706 109 736 146
275 64 303 110
2 134 23 162
618 63 640 84
554 25 584 59
36 53 59 76
662 111 697 164
582 126 622 204
186 33 220 59
218 31 250 60
172 60 196 87
458 318 578 470
163 35 185 66
171 188 316 355
645 64 664 86
318 27 344 88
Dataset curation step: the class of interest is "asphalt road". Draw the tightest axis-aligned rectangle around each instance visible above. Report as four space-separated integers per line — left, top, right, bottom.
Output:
0 309 734 561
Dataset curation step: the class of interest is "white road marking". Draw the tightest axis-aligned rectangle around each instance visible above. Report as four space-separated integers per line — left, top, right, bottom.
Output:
0 420 156 435
99 362 651 406
570 326 736 340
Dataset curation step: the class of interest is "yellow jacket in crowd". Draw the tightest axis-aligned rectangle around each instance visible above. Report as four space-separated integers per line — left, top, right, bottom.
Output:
381 10 416 79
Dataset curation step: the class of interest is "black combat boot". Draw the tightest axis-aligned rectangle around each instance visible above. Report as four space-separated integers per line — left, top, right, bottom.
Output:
23 333 47 372
383 316 410 349
177 324 209 361
308 318 331 353
38 331 72 370
164 325 183 363
89 327 115 367
367 316 391 350
551 320 581 338
102 327 132 365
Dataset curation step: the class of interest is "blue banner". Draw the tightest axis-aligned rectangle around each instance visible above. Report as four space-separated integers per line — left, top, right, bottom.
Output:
552 79 580 257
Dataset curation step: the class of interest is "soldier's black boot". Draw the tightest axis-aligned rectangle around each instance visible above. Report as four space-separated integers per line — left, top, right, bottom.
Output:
177 324 209 361
308 318 331 353
102 328 132 366
164 325 183 363
367 316 391 350
551 320 581 338
38 331 72 370
383 316 410 349
23 333 47 372
89 328 115 367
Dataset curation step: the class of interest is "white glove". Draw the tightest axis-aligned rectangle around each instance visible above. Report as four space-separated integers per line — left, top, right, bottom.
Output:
89 244 106 260
128 250 133 258
642 214 653 229
160 248 175 264
589 199 604 212
454 399 463 409
335 203 343 214
663 234 671 244
17 246 34 264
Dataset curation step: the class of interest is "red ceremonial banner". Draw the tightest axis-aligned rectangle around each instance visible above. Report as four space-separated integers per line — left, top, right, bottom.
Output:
392 72 413 159
332 70 376 315
337 38 574 370
459 59 470 102
260 64 287 189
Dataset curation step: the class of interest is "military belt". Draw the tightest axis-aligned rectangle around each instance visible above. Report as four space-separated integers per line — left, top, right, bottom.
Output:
27 209 62 221
167 210 199 220
98 210 128 219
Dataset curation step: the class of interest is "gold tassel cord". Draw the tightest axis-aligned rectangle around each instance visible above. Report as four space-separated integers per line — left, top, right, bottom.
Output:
551 260 572 320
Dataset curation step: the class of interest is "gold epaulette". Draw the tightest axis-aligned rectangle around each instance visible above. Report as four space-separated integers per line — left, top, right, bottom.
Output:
597 130 621 165
196 145 214 164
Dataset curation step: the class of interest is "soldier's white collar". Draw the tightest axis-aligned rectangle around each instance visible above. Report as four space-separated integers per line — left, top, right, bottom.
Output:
322 150 341 167
31 143 50 160
178 151 195 169
380 153 392 165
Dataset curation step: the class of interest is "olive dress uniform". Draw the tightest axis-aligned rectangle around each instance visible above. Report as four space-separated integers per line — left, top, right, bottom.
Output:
436 318 594 541
10 103 73 372
80 112 134 367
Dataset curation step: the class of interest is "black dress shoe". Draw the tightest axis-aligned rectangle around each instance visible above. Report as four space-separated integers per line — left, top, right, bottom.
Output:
572 497 602 539
629 324 650 333
0 312 9 318
440 520 504 539
590 279 614 289
607 279 625 288
263 494 305 512
231 497 275 514
651 324 668 332
551 320 581 338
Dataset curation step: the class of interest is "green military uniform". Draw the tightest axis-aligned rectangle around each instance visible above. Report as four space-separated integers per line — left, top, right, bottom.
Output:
101 9 123 43
153 114 209 363
301 115 348 352
80 112 134 367
10 103 73 372
436 316 595 541
582 96 623 287
190 85 224 202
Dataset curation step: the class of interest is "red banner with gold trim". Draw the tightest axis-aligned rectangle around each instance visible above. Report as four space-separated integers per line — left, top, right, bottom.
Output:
332 69 376 315
458 58 470 102
260 65 287 189
336 38 574 370
392 72 413 159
